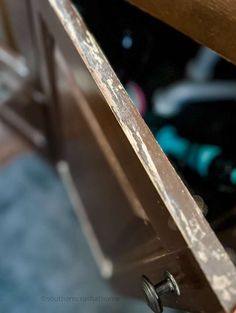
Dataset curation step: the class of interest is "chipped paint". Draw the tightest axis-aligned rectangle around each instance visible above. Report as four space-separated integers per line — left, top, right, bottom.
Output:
198 251 208 263
212 275 232 301
212 249 228 261
178 209 206 244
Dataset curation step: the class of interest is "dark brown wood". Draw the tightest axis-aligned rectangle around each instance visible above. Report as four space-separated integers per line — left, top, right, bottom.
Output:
3 0 39 82
127 0 236 65
0 44 47 149
0 0 16 48
0 120 30 166
14 1 236 312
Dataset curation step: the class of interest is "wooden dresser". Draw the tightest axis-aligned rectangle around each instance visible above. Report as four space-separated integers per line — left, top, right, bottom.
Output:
1 1 236 312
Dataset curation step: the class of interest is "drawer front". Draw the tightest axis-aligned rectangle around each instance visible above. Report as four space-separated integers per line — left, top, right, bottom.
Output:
19 0 236 312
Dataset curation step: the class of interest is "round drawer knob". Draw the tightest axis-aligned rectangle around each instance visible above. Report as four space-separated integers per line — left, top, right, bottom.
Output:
141 272 180 313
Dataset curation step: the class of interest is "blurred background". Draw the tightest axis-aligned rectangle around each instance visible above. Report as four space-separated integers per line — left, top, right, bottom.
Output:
0 0 236 312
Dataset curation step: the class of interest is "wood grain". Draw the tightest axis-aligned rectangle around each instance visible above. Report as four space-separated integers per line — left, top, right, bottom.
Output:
127 0 236 65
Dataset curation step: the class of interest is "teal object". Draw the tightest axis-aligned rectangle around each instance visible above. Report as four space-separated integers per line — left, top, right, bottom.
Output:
156 126 222 177
230 168 236 185
193 145 221 177
156 126 189 159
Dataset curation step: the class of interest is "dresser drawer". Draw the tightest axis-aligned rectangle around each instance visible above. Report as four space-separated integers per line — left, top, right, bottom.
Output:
4 1 236 312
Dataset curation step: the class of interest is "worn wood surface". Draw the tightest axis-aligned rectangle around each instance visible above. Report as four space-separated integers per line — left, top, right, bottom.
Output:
127 0 236 65
29 0 236 312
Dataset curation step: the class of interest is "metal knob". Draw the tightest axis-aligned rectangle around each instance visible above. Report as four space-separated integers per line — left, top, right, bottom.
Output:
141 272 180 313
